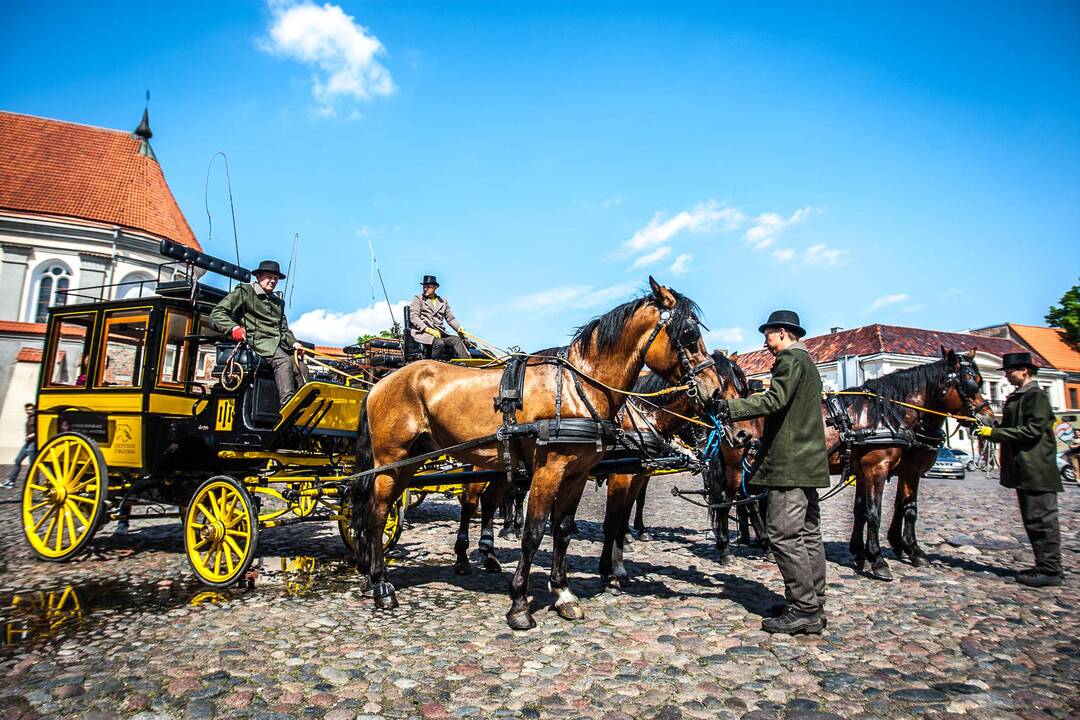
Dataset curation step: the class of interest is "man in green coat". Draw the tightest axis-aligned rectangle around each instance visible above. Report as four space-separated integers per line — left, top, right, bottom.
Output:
210 260 306 406
718 310 830 635
975 352 1062 587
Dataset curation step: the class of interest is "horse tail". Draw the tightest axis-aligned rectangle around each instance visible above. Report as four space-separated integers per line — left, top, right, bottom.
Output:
350 394 375 561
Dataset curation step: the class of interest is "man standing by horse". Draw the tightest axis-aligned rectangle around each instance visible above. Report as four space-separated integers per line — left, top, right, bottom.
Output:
210 259 307 406
718 310 829 635
408 275 470 361
976 351 1063 588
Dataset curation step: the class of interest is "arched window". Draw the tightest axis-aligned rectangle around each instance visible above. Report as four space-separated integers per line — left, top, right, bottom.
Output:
33 263 72 323
116 271 156 299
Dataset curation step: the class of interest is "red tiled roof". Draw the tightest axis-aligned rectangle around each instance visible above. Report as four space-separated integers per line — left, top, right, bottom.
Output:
16 347 42 362
0 320 46 335
314 345 345 357
733 324 1048 376
1008 324 1080 373
0 111 200 250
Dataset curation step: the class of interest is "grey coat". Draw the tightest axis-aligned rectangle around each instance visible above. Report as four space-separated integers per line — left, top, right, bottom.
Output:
408 293 462 346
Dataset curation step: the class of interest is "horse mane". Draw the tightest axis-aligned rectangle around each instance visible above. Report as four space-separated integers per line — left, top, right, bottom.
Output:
712 351 747 396
572 288 702 355
851 358 950 427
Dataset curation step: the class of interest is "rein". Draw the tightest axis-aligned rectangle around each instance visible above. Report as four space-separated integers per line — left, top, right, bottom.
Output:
824 390 979 423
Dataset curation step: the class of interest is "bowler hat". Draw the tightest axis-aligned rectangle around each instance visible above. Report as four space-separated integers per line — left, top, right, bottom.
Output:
252 260 286 279
758 310 806 338
421 275 439 287
1001 351 1038 372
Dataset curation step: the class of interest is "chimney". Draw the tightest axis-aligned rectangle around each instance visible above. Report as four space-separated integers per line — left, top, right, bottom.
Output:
830 326 844 334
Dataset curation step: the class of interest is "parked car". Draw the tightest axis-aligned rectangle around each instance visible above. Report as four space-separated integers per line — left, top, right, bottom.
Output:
926 447 967 479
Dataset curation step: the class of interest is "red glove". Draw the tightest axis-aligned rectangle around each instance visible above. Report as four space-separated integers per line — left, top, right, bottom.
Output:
230 326 247 342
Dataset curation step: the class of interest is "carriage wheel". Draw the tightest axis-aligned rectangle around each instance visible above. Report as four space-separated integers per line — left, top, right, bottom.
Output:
5 584 83 645
338 491 408 555
291 481 318 517
22 433 107 561
185 476 258 588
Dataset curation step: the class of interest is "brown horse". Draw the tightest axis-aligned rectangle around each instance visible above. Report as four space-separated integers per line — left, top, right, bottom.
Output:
826 348 993 580
350 277 724 629
598 352 752 590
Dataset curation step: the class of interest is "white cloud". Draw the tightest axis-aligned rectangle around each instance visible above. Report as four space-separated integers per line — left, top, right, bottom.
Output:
804 243 849 266
622 200 744 255
745 207 818 251
263 1 394 116
867 293 909 313
509 284 635 316
941 287 963 298
669 253 693 275
903 304 926 313
704 327 745 349
771 248 796 263
292 299 407 345
628 246 672 270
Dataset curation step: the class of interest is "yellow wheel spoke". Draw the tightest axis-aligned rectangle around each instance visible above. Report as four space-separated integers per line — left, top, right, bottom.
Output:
196 502 214 521
191 537 211 552
54 509 65 551
226 513 248 529
34 504 59 532
188 521 204 530
224 529 248 538
224 543 236 574
68 494 96 506
65 508 78 546
206 489 221 518
67 460 93 491
28 482 48 492
27 500 51 512
37 462 61 491
49 446 65 488
66 501 90 528
213 550 222 576
224 535 246 559
41 514 58 547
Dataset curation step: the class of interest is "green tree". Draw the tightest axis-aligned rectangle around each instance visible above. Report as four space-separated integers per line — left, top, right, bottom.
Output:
1046 279 1080 346
356 325 401 345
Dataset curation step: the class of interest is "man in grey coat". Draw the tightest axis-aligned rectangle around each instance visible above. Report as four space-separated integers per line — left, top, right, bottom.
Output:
718 310 830 635
409 275 470 361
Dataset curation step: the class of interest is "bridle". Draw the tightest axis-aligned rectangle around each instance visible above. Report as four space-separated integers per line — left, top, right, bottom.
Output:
945 354 990 419
639 307 715 404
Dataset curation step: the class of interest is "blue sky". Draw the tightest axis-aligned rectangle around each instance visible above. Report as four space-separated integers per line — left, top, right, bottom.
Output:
3 1 1078 351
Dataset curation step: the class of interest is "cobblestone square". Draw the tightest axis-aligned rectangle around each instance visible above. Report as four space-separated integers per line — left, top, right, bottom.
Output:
1 470 1077 720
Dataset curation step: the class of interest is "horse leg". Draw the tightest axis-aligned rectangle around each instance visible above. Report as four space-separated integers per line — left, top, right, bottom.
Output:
633 478 651 542
894 471 929 567
849 476 866 571
454 482 481 575
601 473 635 592
863 464 892 581
367 470 411 609
716 498 735 565
507 465 560 631
736 503 751 545
478 480 508 573
549 471 590 621
513 490 525 539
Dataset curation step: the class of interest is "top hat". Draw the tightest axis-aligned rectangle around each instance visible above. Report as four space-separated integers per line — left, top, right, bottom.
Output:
421 275 439 287
758 310 806 338
252 260 286 279
1001 351 1038 372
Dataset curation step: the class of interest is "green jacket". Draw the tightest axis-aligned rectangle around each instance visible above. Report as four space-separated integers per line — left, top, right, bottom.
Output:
724 343 829 488
209 282 297 360
990 382 1061 492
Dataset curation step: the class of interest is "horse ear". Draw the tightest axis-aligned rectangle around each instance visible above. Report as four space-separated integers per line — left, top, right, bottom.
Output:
647 275 677 309
945 348 958 368
940 344 947 358
731 351 738 359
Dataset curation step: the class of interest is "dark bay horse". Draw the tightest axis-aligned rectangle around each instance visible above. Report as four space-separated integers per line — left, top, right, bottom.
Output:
827 348 993 580
351 277 724 629
599 352 755 590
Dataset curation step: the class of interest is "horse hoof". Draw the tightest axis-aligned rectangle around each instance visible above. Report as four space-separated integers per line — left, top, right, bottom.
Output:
483 557 502 573
764 551 775 563
506 610 536 631
623 533 634 545
911 553 930 568
637 532 652 543
454 561 472 576
867 561 893 582
555 601 585 621
601 577 622 595
373 583 398 610
718 553 736 566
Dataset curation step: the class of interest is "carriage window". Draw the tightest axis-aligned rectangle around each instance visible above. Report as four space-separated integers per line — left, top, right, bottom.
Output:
158 311 193 387
192 318 220 388
45 313 94 388
97 310 150 388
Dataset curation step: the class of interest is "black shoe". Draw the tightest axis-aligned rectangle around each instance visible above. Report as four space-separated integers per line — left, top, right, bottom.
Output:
761 609 825 635
1016 570 1063 587
768 603 827 628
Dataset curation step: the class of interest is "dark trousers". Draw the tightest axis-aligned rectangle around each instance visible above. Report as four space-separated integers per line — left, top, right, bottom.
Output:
765 487 827 615
267 348 307 407
1017 489 1062 576
8 440 34 483
427 336 470 361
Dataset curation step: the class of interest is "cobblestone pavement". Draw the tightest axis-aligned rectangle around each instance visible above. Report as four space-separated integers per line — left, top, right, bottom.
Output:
0 466 1077 720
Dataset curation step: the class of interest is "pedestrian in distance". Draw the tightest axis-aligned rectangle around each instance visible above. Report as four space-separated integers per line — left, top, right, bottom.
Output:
408 275 471 361
2 403 36 489
975 351 1064 587
716 310 829 635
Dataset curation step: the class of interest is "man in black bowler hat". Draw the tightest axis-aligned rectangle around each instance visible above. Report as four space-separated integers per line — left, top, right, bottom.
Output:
210 259 307 406
716 310 830 634
975 351 1063 587
408 275 470 361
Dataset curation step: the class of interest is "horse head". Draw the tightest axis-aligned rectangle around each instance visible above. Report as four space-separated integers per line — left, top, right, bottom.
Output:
641 276 725 410
940 346 994 425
